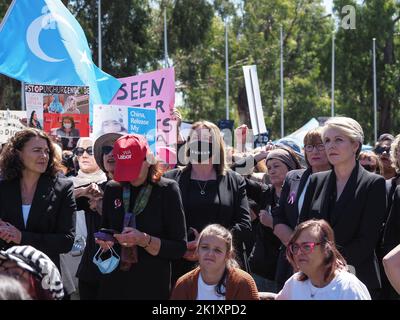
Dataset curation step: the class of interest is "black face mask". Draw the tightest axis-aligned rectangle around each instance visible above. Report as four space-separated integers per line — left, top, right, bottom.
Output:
188 141 213 164
362 164 376 172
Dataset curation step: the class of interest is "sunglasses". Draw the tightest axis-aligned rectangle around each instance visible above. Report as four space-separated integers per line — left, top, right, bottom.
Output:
304 144 325 152
74 146 93 156
374 146 391 155
289 242 321 255
102 145 113 155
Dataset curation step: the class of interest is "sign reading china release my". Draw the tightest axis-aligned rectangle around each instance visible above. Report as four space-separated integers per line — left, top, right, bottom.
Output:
128 107 156 155
111 67 175 145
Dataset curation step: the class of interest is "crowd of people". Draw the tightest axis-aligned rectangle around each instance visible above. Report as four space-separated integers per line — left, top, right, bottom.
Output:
0 111 399 301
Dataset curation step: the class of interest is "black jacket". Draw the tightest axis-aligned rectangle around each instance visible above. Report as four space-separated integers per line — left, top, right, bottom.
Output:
0 175 76 269
164 168 252 279
98 177 187 300
382 185 400 255
300 163 386 291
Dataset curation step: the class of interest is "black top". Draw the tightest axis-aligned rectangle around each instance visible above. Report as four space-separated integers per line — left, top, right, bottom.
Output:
75 180 107 283
98 177 187 300
382 185 400 255
164 168 252 280
300 162 386 291
0 175 76 269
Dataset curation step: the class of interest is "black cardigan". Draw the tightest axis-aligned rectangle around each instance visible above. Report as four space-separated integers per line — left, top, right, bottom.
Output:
0 175 76 269
98 177 187 300
300 163 386 291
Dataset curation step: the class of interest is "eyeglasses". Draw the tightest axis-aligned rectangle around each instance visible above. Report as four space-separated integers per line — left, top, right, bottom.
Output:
289 242 321 255
304 144 325 152
74 146 93 156
102 145 113 155
374 146 391 155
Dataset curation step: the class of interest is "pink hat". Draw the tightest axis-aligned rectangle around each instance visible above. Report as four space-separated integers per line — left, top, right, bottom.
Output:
113 134 150 182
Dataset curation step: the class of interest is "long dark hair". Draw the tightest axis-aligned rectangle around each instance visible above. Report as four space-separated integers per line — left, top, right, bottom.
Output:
0 128 60 180
286 219 347 282
29 111 36 127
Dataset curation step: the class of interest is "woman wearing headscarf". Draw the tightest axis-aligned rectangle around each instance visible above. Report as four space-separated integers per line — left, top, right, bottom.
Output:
272 128 331 290
300 117 386 299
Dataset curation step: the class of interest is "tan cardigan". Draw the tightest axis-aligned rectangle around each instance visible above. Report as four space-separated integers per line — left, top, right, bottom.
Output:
170 267 259 300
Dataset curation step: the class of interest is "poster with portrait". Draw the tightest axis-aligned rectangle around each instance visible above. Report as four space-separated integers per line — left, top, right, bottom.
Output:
24 84 90 150
93 104 157 154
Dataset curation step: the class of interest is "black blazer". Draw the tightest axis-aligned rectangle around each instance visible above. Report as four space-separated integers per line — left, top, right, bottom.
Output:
0 175 76 268
98 177 187 300
300 163 386 291
164 168 252 248
382 185 400 255
272 168 309 230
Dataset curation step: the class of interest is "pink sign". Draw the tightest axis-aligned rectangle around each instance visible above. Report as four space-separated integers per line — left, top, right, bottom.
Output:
111 67 175 145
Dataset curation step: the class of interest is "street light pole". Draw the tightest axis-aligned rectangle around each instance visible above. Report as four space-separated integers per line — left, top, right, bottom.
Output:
98 0 102 69
373 38 377 142
164 7 169 67
225 19 229 120
331 32 335 117
280 25 284 138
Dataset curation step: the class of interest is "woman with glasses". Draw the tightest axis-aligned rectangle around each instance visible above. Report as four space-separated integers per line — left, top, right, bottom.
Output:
300 117 386 299
275 219 371 300
272 128 331 290
60 137 107 299
373 137 395 180
0 129 75 270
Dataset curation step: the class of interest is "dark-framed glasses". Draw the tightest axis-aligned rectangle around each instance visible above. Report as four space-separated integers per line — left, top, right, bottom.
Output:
304 144 325 152
374 146 391 155
289 242 321 255
74 146 93 156
102 145 113 155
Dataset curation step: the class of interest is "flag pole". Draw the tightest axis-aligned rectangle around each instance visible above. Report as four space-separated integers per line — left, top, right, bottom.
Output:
21 81 25 110
98 0 102 69
331 32 335 117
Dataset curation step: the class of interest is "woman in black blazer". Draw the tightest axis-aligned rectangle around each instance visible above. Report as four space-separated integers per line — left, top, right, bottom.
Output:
0 128 76 269
300 117 386 299
164 121 252 283
272 128 331 290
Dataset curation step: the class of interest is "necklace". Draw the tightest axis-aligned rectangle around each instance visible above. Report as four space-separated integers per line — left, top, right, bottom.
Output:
197 180 208 195
309 283 318 299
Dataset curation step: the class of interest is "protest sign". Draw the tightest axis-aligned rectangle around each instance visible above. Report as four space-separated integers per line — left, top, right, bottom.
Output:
110 67 175 146
25 84 90 149
0 110 27 144
93 105 157 154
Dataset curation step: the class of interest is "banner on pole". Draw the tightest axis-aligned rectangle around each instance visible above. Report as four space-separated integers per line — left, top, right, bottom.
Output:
243 65 267 136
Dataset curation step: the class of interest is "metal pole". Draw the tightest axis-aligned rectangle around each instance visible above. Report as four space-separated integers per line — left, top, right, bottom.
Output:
225 19 229 120
98 0 102 69
21 81 25 110
373 38 377 142
164 8 169 67
331 32 335 117
280 25 284 138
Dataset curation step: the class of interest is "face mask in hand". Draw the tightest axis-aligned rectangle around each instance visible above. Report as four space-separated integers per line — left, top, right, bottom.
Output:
188 141 213 164
93 246 120 274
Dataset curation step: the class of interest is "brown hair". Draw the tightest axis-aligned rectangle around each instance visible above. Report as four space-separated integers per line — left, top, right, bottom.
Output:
390 134 400 173
147 161 163 184
0 128 60 181
184 121 228 176
359 151 384 175
303 128 324 167
286 219 347 282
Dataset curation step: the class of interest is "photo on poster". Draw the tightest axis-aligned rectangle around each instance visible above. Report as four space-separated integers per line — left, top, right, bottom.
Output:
25 92 44 130
92 105 128 139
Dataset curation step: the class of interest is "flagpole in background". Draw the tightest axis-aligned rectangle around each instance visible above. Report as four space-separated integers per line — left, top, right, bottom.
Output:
164 7 169 67
21 82 25 110
280 25 284 138
373 38 377 142
331 31 335 117
98 0 102 69
225 18 229 120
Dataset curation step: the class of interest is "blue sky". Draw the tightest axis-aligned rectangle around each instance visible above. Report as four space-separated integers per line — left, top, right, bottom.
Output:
323 0 333 13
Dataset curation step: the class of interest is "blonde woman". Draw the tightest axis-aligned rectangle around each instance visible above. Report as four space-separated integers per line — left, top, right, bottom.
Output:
164 121 252 284
171 224 259 300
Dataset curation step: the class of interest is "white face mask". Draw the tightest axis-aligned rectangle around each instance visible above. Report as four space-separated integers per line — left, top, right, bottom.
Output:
64 123 72 129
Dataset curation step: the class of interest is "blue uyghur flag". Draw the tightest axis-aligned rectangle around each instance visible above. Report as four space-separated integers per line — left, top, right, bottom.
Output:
0 0 121 105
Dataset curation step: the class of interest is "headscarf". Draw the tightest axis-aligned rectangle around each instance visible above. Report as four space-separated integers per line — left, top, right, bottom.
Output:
266 148 298 171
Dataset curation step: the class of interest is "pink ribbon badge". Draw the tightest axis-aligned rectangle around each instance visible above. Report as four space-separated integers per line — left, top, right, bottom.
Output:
114 199 122 209
288 192 296 205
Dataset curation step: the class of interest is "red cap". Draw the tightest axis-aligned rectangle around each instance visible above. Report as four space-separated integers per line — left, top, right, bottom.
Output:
113 134 150 182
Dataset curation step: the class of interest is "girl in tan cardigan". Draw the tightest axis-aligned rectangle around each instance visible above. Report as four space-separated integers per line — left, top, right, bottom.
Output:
171 224 259 300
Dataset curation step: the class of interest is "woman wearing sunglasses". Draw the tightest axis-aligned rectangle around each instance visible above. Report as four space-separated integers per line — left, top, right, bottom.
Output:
60 137 107 299
275 219 370 300
300 117 386 299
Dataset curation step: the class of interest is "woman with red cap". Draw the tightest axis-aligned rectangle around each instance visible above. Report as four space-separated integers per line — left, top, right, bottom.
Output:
95 134 187 300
